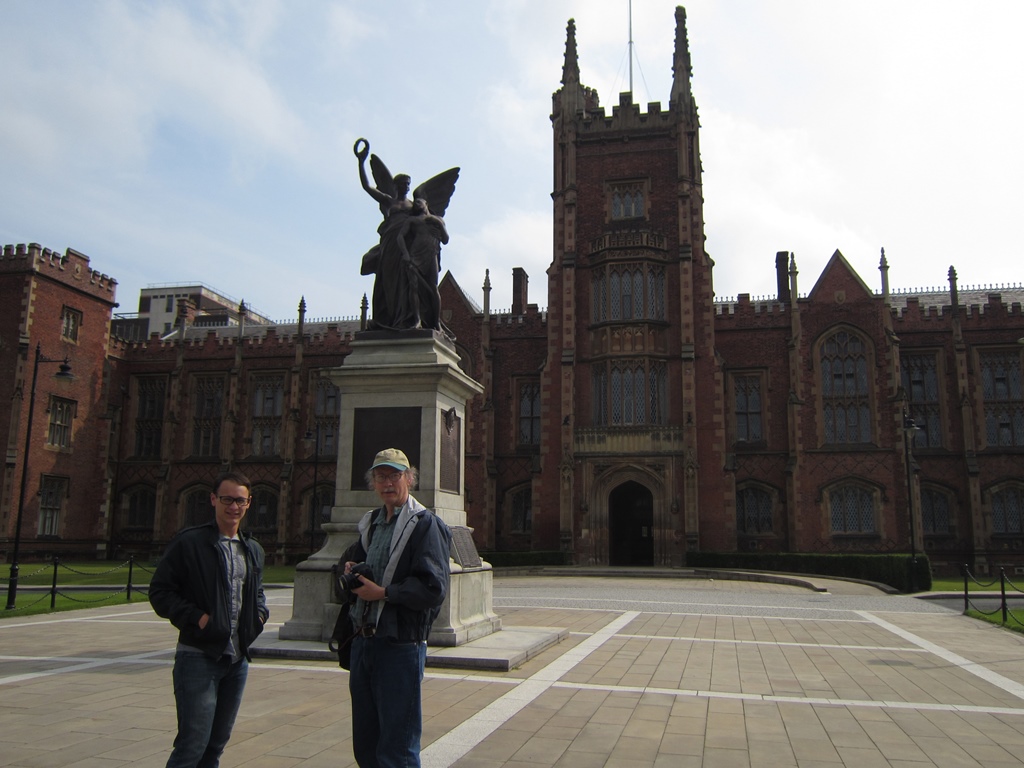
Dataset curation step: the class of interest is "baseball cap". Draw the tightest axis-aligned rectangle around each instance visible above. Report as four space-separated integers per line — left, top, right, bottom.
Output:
371 448 410 471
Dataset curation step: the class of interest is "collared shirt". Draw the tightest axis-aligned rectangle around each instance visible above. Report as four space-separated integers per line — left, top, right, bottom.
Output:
354 504 400 627
218 534 247 661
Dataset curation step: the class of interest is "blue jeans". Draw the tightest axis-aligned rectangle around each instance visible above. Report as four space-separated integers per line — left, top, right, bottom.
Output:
167 651 249 768
349 636 427 768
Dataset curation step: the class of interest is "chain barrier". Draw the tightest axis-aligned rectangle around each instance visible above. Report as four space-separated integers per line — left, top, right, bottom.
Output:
962 564 1024 627
2 556 151 613
59 560 130 577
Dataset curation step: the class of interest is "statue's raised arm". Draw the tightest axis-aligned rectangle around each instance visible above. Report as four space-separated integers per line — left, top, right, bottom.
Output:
353 137 459 333
354 138 412 219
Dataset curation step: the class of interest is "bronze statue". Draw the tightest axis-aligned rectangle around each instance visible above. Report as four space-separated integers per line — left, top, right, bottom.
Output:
355 138 459 331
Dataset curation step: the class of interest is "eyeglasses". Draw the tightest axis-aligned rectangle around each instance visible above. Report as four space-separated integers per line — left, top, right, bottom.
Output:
218 496 252 507
373 471 404 485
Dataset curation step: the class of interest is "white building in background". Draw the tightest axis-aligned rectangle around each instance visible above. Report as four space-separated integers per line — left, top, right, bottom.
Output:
113 283 273 340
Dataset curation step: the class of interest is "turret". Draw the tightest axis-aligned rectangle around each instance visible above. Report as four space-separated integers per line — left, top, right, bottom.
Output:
670 6 695 116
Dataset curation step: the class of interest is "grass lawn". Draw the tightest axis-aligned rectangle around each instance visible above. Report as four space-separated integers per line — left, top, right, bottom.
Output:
0 560 297 619
966 608 1024 635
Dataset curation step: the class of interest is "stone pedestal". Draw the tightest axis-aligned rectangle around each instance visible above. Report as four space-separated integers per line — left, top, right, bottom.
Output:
280 330 499 644
429 563 502 646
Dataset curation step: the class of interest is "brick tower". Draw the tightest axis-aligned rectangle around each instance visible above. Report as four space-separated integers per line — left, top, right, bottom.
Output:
542 7 728 565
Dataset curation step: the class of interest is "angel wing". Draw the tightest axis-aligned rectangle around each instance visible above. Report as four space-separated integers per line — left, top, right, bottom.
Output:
369 154 396 218
413 167 460 218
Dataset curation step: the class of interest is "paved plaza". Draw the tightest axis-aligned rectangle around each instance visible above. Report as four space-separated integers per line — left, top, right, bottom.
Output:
2 574 1024 767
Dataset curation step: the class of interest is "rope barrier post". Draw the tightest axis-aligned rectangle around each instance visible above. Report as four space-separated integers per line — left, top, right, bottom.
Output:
127 556 134 602
1001 568 1008 625
50 556 59 610
963 563 969 614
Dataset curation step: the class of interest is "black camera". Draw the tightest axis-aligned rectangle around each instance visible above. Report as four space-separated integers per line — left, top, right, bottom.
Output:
339 562 374 595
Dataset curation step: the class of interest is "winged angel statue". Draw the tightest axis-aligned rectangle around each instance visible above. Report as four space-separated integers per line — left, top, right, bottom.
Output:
354 138 459 332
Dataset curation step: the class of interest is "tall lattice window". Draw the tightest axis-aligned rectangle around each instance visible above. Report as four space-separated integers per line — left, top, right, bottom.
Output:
991 485 1024 534
191 377 224 457
61 306 82 342
38 476 67 536
901 353 942 448
734 374 763 442
126 487 156 529
737 486 773 534
592 272 607 323
594 360 666 426
518 382 541 446
251 374 284 457
829 483 876 534
134 377 165 458
980 351 1024 447
610 182 645 220
921 487 952 535
510 486 532 533
821 331 871 444
246 487 278 534
592 368 608 426
47 397 76 448
597 264 665 321
313 376 340 455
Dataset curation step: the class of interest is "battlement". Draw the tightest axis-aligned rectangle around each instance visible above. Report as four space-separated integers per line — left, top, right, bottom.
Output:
1 242 117 301
115 318 362 353
892 290 1024 327
574 91 679 135
489 309 549 325
715 294 791 319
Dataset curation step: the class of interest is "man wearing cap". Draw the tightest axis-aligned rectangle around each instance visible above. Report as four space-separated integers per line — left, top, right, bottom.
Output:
342 448 451 768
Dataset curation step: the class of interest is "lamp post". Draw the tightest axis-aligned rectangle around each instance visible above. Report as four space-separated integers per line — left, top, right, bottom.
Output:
902 408 922 593
304 425 320 558
6 344 73 610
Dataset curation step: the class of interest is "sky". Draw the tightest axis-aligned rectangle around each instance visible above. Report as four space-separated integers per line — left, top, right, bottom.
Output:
2 1 1022 323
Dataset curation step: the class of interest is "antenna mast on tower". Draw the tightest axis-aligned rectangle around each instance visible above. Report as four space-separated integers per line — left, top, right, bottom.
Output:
628 0 634 93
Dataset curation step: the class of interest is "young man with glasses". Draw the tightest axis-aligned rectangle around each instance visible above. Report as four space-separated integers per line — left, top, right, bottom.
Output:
150 470 269 768
341 448 451 768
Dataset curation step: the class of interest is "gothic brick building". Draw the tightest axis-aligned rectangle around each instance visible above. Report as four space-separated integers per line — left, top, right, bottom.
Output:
3 7 1023 573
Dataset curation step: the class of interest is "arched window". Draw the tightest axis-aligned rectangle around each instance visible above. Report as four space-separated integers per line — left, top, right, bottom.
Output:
737 486 773 534
125 487 156 530
183 488 210 528
246 487 278 534
307 485 333 526
821 331 871 444
510 486 532 533
991 485 1024 534
921 487 953 535
828 483 876 534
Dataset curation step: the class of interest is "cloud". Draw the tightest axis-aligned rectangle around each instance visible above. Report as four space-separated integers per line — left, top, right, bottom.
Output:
446 207 552 311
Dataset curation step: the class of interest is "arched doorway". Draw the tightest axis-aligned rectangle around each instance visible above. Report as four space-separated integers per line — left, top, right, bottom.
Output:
608 481 654 566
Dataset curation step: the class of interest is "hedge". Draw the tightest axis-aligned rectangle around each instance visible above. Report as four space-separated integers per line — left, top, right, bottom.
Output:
685 551 931 593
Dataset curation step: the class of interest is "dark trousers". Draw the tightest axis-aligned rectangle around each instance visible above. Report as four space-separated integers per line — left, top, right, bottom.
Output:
349 635 427 768
167 651 248 768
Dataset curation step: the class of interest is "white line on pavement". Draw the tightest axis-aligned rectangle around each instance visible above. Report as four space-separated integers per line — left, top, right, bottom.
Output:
420 610 640 768
858 610 1024 703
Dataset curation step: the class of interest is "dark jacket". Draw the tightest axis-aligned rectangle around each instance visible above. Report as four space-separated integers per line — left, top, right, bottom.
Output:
149 521 269 660
344 495 451 642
